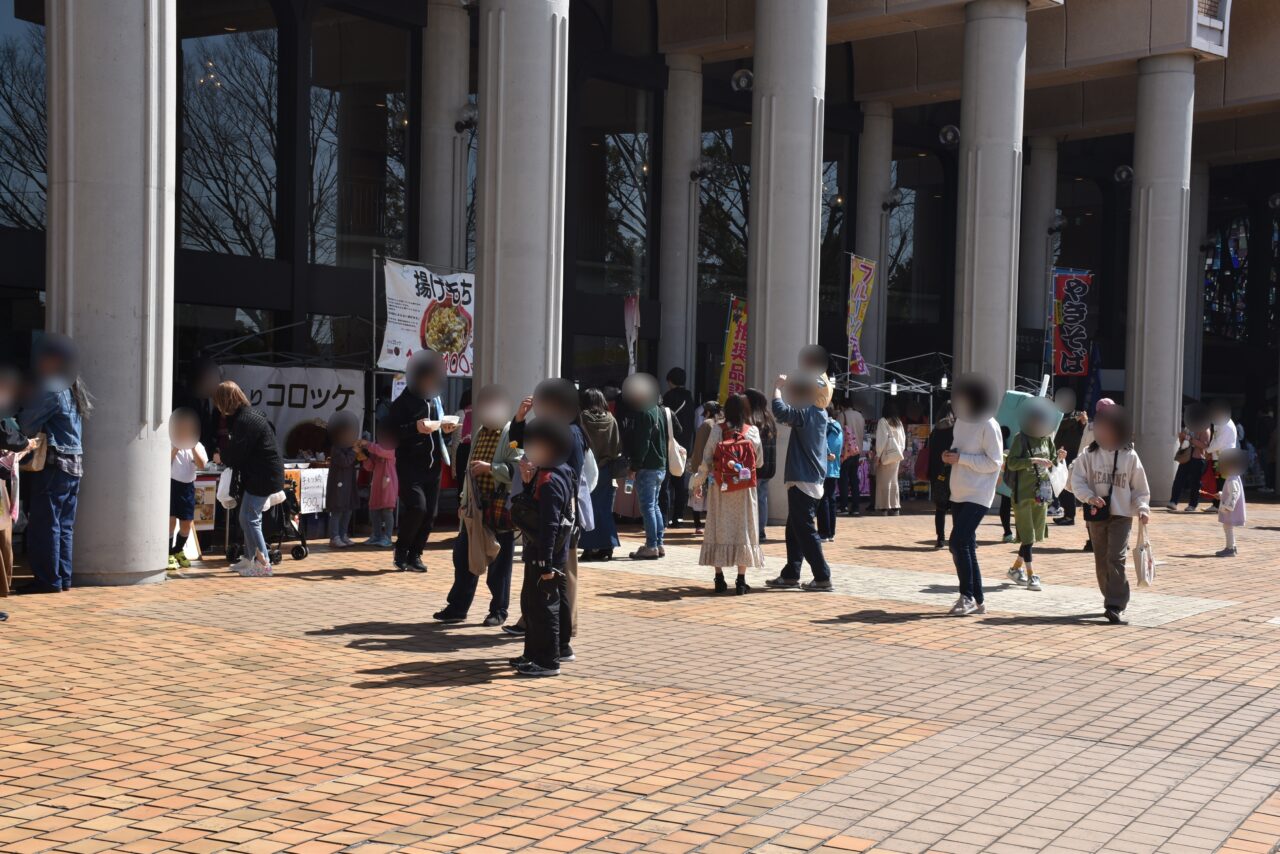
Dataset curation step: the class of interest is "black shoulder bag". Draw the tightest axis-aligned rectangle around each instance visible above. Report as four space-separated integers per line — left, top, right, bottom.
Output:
1082 451 1119 523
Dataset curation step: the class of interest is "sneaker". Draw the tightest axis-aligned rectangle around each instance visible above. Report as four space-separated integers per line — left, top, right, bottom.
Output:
801 579 834 592
175 553 191 569
405 557 428 573
735 576 751 595
764 576 800 589
362 537 382 546
1165 502 1177 511
329 537 348 549
1082 540 1094 553
237 559 273 577
341 535 355 547
950 596 977 616
508 655 529 668
1002 533 1016 544
1026 574 1043 591
167 554 180 572
657 546 666 557
432 610 466 624
0 611 7 622
1104 608 1127 625
501 623 526 637
1007 565 1026 584
629 546 660 560
948 596 968 615
958 597 979 616
393 553 408 571
714 574 728 594
229 557 254 572
558 646 575 662
1183 505 1198 513
1216 546 1238 557
935 538 947 549
482 614 504 628
515 662 560 678
972 602 987 615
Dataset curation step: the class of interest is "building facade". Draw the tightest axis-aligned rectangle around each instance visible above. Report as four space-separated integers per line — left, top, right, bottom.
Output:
0 0 1277 583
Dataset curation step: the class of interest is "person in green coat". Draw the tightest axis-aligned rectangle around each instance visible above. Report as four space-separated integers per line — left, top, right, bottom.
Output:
1005 399 1066 591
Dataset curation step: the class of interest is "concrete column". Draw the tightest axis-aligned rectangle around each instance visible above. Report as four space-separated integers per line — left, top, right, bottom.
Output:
473 0 568 393
1017 136 1058 335
854 101 893 374
44 0 176 585
745 0 827 389
1183 160 1209 400
657 54 703 384
953 0 1027 390
420 0 471 270
1126 54 1196 502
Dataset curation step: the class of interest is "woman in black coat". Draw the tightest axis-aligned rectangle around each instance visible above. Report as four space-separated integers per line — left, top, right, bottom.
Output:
215 381 284 575
927 407 956 549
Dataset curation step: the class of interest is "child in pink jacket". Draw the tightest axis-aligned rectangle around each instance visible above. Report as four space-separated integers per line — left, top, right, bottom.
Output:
360 423 398 547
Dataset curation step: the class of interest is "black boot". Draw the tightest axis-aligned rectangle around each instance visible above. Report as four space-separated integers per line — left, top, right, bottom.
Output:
735 576 751 595
714 573 728 594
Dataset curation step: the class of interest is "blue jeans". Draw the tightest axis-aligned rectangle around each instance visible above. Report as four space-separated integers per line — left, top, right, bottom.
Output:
443 528 515 620
369 507 395 541
782 486 831 582
949 501 987 604
635 468 666 548
757 478 771 537
329 510 351 540
27 467 80 590
239 492 270 561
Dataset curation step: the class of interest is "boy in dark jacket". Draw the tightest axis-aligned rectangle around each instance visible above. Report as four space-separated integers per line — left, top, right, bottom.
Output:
509 418 576 678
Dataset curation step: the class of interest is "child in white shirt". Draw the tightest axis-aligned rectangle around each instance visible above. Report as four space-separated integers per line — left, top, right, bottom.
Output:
1214 448 1247 557
169 409 209 570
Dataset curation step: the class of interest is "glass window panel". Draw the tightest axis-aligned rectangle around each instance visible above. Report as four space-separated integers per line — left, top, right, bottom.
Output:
573 79 654 296
179 0 279 257
304 313 373 366
697 107 751 306
174 304 276 370
0 4 46 231
571 334 649 389
309 8 411 267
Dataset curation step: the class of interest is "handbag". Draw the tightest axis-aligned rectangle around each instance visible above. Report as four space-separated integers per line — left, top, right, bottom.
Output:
1174 442 1192 465
19 432 47 473
663 407 687 477
1133 519 1155 587
1082 451 1119 523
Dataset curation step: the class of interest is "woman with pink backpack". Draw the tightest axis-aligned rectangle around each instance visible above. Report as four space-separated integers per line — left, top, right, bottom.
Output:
692 393 763 595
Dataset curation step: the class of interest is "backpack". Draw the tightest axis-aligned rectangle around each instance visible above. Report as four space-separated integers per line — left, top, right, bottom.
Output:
712 425 758 493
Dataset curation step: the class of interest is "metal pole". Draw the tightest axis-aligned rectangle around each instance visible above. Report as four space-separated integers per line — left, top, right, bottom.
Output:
370 251 379 432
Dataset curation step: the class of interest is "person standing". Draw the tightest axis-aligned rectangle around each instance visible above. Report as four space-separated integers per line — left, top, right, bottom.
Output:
1168 403 1210 512
1051 388 1087 526
819 408 842 541
1205 399 1238 511
765 373 833 592
686 401 721 534
873 401 907 515
1003 400 1065 592
942 375 1003 616
695 393 763 593
926 407 955 549
661 368 695 527
837 398 866 517
216 381 284 577
0 365 33 618
625 374 668 560
1071 405 1151 624
579 388 622 561
745 388 777 541
18 335 91 594
387 350 456 573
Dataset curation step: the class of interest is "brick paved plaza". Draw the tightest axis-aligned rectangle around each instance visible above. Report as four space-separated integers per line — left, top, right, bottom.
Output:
3 503 1280 854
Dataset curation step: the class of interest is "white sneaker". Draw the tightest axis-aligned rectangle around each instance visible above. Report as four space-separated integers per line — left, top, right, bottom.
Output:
238 556 273 577
949 596 968 615
1026 574 1042 591
972 602 987 615
1165 502 1177 511
329 537 348 549
958 597 979 616
1007 565 1026 584
340 535 355 546
229 557 254 572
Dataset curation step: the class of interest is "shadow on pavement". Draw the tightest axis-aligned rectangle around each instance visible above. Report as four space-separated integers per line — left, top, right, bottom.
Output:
306 620 518 654
600 585 721 602
814 609 954 625
352 658 512 688
978 613 1107 627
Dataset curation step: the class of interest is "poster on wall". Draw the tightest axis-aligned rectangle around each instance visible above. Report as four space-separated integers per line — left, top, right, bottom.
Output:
847 255 877 376
283 468 329 515
378 258 475 377
1053 268 1093 377
221 365 366 455
717 297 748 404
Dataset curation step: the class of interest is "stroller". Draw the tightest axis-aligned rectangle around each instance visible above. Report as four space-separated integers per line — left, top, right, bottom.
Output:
225 479 310 563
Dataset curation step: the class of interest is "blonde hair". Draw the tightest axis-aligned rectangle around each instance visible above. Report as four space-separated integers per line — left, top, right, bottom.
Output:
213 381 250 416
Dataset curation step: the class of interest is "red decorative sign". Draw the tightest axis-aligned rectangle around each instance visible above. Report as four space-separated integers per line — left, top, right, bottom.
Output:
1053 270 1092 376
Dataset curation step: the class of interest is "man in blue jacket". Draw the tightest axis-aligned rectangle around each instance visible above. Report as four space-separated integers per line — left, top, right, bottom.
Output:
766 372 833 591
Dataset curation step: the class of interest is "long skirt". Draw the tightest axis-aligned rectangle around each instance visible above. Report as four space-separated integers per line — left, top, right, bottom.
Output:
699 484 764 568
580 481 619 550
875 461 901 510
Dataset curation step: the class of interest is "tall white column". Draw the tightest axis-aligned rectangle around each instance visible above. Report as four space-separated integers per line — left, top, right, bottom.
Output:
1126 54 1196 502
473 0 568 393
420 0 471 270
657 54 703 384
1183 161 1209 399
745 0 827 389
1017 136 1058 335
44 0 176 585
953 0 1026 390
855 101 894 374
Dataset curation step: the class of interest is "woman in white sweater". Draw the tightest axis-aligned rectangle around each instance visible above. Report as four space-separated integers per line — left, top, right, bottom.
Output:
873 401 907 514
1070 405 1151 625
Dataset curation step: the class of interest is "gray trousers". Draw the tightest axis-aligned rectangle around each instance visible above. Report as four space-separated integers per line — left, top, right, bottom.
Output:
1087 516 1132 612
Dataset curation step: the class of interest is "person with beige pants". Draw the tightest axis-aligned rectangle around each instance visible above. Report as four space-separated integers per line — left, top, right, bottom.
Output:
873 402 907 515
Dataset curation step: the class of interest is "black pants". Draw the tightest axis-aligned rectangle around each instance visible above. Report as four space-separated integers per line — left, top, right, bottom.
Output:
999 495 1012 536
395 463 441 560
1018 542 1033 561
839 456 861 513
664 470 688 524
933 501 949 540
1059 489 1077 521
444 528 515 620
781 486 831 581
521 562 566 668
1170 458 1206 507
818 477 839 539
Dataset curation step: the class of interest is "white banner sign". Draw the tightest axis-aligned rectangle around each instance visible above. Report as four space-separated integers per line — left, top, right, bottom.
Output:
221 365 365 454
378 259 475 376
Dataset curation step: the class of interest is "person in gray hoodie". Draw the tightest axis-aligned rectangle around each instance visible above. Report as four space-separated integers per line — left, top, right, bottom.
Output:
765 372 833 591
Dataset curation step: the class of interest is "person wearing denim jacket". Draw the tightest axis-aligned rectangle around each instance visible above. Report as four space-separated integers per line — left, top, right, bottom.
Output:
766 373 833 591
18 336 88 593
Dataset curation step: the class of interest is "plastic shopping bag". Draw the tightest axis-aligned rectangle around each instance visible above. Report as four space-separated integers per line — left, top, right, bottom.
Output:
1048 461 1069 496
1133 520 1155 588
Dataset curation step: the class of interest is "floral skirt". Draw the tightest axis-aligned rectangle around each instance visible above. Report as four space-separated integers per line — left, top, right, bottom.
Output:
699 484 764 568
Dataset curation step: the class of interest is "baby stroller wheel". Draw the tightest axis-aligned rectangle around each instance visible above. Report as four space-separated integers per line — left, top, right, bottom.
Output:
226 544 243 562
269 549 283 565
291 545 308 561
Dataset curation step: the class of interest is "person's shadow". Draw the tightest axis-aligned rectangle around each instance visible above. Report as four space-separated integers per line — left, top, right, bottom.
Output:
599 585 720 603
306 620 516 654
978 613 1104 627
352 658 512 688
814 609 953 625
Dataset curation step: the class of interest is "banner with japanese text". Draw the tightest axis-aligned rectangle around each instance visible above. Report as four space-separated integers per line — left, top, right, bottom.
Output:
378 258 475 376
1053 269 1093 376
220 365 366 455
717 297 748 404
847 255 876 375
